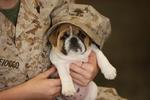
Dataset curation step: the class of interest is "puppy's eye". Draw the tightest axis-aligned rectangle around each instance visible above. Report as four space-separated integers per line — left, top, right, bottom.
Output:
61 32 69 40
78 31 86 39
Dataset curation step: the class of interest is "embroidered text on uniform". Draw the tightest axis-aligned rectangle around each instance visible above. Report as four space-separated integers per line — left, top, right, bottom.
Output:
0 58 19 69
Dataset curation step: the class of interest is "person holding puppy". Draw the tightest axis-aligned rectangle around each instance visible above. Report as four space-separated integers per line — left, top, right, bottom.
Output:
0 0 124 100
0 0 98 99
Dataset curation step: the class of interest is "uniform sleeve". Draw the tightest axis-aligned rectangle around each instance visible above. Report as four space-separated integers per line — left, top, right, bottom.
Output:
96 87 127 100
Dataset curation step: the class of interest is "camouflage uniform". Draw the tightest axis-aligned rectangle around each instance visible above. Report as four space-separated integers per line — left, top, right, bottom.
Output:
0 0 126 99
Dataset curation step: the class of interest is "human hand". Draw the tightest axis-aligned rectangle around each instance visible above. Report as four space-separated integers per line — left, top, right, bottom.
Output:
22 67 61 100
0 67 61 100
70 51 99 86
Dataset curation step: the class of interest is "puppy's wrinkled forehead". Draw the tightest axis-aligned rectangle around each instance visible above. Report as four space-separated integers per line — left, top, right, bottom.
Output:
58 23 81 35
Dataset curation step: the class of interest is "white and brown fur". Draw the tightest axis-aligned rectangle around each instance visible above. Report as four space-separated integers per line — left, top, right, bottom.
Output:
48 23 116 100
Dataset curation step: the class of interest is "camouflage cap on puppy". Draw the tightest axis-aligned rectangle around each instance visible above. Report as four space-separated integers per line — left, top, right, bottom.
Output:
48 3 111 48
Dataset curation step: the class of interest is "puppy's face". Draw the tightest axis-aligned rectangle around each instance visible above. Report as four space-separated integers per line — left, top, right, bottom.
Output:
49 23 92 55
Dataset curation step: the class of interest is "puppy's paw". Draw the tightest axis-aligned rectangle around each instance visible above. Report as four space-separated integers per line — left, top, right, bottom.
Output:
62 88 76 96
102 66 117 80
62 83 76 96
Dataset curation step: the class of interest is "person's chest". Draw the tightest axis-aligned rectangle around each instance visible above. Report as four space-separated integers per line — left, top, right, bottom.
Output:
0 0 62 90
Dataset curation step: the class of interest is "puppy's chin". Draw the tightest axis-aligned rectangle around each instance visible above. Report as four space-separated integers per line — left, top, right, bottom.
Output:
59 44 86 56
67 49 84 56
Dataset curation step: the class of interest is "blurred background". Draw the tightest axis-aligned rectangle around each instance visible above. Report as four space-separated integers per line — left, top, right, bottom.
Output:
76 0 150 100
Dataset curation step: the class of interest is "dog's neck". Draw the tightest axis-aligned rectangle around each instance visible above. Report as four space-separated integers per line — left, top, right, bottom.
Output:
51 46 92 62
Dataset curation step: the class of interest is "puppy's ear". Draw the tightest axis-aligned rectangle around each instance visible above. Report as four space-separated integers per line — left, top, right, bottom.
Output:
48 27 59 47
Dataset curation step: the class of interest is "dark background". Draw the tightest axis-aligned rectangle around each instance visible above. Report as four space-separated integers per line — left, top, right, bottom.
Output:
76 0 150 100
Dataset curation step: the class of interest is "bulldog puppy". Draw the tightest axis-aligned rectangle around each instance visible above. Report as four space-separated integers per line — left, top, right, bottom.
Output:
49 23 116 100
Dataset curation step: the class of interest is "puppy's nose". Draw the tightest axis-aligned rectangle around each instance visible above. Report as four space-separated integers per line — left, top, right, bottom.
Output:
70 37 78 44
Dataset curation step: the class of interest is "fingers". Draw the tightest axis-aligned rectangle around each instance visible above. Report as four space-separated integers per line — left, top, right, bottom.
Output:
73 61 82 66
70 63 91 80
47 79 61 87
39 67 57 78
82 63 94 73
71 69 86 80
72 51 97 73
50 86 61 97
70 63 92 86
72 77 89 87
46 79 61 97
71 70 90 86
82 63 99 80
86 51 99 79
70 51 99 86
88 51 97 67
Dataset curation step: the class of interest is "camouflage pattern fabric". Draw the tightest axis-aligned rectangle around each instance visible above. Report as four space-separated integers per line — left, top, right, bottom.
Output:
0 0 66 90
96 87 127 100
49 3 111 48
0 0 126 99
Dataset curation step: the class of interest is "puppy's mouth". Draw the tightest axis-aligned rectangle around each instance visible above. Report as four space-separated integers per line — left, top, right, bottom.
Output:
64 36 86 55
69 43 82 53
69 37 82 52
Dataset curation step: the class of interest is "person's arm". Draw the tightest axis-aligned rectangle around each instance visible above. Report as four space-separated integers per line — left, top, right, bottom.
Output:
70 51 99 86
0 67 61 100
